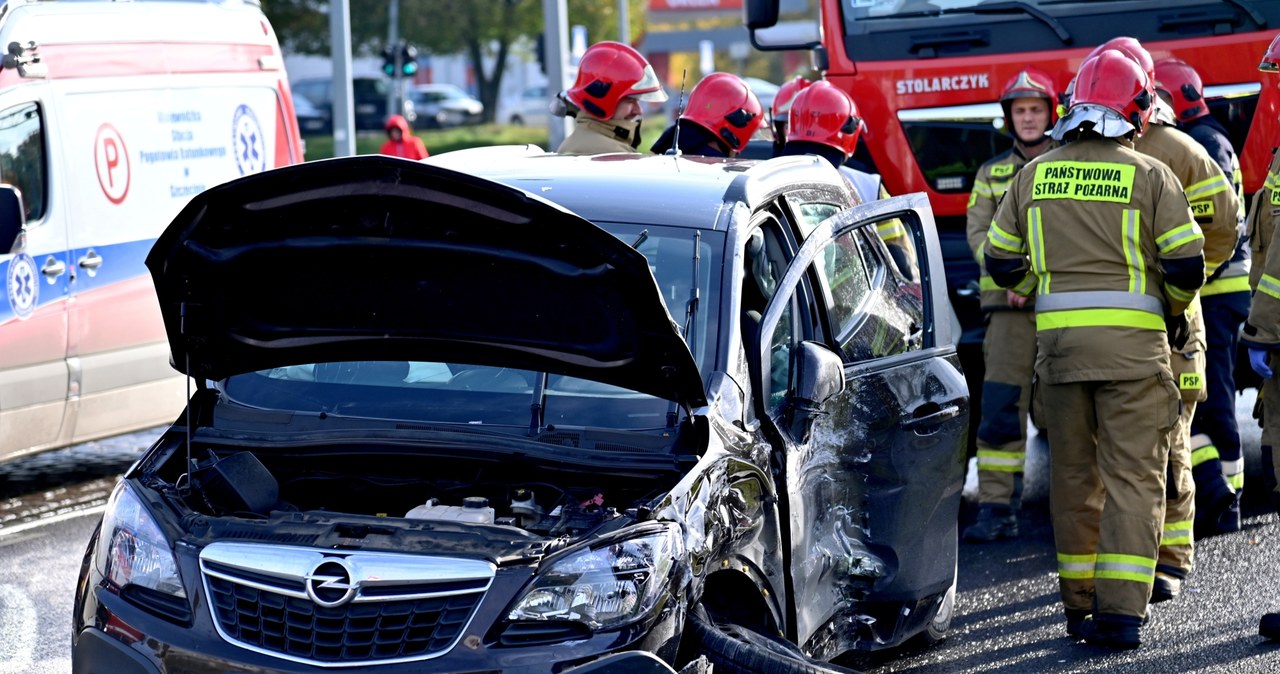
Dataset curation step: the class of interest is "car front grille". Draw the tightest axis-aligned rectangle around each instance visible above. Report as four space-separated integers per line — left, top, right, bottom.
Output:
199 542 495 667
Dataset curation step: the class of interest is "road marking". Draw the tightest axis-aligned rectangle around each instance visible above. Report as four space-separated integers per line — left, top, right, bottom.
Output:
0 505 105 540
0 585 37 674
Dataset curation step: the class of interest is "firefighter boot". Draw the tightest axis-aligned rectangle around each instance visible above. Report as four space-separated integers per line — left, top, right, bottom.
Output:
1150 570 1183 604
1261 613 1280 640
1079 614 1143 650
962 504 1019 542
1192 461 1236 539
1215 492 1242 533
1066 608 1090 638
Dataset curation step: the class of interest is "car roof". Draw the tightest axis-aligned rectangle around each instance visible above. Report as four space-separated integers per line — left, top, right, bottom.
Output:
424 148 852 230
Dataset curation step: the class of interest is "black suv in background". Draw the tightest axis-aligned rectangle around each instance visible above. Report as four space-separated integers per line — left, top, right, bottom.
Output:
290 76 416 133
72 150 968 674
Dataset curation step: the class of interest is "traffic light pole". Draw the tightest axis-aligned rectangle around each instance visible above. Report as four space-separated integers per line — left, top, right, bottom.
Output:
329 0 355 157
543 0 572 149
386 0 399 129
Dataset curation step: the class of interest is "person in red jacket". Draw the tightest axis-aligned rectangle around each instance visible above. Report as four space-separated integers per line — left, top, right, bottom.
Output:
380 114 429 159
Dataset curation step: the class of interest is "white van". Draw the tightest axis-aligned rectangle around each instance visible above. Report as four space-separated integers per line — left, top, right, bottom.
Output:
0 0 305 460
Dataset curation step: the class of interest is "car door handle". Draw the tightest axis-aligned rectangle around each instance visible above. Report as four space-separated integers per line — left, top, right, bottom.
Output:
78 250 103 275
903 403 961 433
41 256 66 280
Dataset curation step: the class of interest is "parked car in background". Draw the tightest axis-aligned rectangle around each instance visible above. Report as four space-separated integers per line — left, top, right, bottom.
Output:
290 76 416 132
292 94 329 135
72 149 968 673
500 85 551 127
409 83 484 128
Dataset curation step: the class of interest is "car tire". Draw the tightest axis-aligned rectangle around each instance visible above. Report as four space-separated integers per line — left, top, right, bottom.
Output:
510 114 525 126
920 556 958 644
687 609 863 674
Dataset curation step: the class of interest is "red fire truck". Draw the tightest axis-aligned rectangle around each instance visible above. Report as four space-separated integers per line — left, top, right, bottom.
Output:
747 0 1280 388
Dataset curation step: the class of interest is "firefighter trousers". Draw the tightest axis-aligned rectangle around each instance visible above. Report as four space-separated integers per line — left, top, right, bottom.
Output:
1191 292 1250 493
975 310 1037 507
1263 364 1280 507
1044 374 1179 618
1160 350 1203 578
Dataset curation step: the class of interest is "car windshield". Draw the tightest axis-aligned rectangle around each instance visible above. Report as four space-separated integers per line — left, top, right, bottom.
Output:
220 222 723 433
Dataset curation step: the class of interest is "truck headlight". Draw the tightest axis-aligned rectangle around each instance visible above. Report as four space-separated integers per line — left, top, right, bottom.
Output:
507 525 681 630
95 482 186 599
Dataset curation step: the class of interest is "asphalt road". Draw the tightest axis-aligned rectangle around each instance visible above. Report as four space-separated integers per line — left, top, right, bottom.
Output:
2 396 1279 673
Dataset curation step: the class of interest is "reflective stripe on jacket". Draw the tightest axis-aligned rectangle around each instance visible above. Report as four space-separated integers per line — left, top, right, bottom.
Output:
1243 150 1280 348
984 137 1204 384
966 144 1056 311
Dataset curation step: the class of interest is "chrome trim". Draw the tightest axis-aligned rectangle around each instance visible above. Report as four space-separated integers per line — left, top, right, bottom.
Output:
1203 82 1262 99
199 542 496 668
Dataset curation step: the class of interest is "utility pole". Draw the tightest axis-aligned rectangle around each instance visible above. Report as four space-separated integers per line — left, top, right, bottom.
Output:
386 0 400 125
329 0 355 157
543 0 571 149
617 0 630 45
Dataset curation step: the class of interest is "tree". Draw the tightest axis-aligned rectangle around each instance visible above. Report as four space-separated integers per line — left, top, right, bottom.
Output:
262 0 648 124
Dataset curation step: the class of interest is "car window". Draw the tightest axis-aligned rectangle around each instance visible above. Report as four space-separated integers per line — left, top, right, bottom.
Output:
222 224 724 434
784 193 847 239
835 226 925 361
0 102 47 222
811 228 873 353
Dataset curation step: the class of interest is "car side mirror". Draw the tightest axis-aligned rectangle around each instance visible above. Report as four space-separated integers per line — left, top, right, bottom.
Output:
0 185 26 254
744 0 780 29
787 341 845 442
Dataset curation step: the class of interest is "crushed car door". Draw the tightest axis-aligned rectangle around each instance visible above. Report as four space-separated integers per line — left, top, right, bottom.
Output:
756 193 969 658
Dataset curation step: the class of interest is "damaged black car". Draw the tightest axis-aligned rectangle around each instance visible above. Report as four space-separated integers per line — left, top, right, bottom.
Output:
71 150 969 674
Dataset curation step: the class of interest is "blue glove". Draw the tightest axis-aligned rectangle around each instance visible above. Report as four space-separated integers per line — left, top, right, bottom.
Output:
1250 347 1274 379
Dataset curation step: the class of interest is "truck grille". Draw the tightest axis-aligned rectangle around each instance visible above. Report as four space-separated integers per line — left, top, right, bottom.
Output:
199 542 495 667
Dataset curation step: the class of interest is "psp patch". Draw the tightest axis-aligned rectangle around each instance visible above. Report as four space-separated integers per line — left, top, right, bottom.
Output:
232 104 266 176
7 252 38 320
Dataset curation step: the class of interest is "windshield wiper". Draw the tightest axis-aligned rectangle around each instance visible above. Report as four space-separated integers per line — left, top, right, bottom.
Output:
667 230 702 429
528 371 548 436
971 2 1072 44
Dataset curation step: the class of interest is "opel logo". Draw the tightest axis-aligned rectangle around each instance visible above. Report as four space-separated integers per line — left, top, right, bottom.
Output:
305 558 357 608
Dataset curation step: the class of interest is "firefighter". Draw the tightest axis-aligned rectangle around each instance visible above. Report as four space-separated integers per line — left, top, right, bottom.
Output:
1156 57 1253 536
962 67 1059 543
780 80 918 278
557 41 667 155
1246 30 1280 643
1096 38 1238 607
770 76 811 157
1243 30 1280 521
984 49 1203 648
650 72 763 158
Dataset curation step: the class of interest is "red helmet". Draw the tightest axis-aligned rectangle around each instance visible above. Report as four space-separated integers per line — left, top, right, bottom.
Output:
787 81 863 158
1000 67 1059 127
1154 58 1208 122
1086 37 1155 126
771 76 812 123
1068 49 1153 135
566 41 667 121
1261 31 1280 72
681 73 764 152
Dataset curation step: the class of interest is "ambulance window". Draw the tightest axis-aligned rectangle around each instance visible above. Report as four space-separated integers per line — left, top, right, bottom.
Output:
0 102 45 222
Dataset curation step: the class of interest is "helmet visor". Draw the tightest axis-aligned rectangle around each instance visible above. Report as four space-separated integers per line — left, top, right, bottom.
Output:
628 65 668 102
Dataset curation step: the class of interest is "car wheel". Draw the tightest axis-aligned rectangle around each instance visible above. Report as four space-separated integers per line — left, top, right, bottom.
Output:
920 557 958 644
687 609 861 674
510 114 525 126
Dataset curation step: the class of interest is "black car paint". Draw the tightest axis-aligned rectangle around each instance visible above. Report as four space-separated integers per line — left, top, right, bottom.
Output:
72 154 967 673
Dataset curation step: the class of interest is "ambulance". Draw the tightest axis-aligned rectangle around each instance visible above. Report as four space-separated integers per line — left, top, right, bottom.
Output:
0 0 305 461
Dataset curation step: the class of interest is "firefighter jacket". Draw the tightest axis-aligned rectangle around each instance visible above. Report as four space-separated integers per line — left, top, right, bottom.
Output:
967 142 1057 311
984 136 1205 384
1134 123 1241 354
558 116 642 155
1243 149 1280 348
1183 116 1250 296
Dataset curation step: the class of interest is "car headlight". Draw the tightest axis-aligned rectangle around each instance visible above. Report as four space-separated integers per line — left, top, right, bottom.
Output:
507 525 681 630
95 482 186 599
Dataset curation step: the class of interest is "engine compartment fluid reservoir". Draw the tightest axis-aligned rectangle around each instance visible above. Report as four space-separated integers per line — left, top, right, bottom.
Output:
405 497 494 524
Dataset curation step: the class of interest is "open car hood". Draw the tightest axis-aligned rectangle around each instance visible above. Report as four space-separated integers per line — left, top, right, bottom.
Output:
147 155 707 406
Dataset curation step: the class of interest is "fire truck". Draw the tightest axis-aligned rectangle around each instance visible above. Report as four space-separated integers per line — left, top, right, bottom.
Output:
747 0 1280 403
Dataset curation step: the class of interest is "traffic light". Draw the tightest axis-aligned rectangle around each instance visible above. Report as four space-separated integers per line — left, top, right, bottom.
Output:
381 40 419 78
